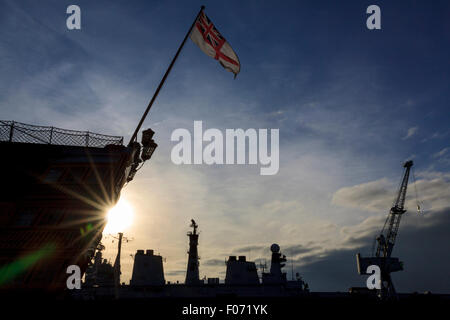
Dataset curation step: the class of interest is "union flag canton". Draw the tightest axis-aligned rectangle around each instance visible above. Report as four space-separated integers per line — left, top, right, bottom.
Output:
190 11 240 77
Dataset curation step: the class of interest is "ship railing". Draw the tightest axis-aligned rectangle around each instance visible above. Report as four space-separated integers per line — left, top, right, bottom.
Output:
0 120 123 148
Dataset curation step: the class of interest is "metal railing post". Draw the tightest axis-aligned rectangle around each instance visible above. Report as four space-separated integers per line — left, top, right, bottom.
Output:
9 121 14 142
49 127 54 144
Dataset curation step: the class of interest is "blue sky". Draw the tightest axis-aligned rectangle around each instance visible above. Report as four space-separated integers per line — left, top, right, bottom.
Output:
1 0 450 292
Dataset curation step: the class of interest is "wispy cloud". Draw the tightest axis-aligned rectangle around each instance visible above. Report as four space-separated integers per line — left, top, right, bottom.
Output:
403 126 418 140
332 178 394 213
432 147 449 159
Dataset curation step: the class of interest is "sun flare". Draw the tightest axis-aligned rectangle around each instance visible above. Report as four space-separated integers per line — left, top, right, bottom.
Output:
103 198 134 234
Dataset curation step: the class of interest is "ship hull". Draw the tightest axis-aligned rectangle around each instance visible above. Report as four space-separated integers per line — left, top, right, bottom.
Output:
0 141 131 291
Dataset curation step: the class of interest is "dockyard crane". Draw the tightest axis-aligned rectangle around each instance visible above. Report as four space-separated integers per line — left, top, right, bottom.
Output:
356 160 414 300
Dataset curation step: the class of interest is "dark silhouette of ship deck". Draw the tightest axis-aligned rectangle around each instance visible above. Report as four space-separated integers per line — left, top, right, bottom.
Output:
0 120 156 292
80 219 309 299
1 121 448 306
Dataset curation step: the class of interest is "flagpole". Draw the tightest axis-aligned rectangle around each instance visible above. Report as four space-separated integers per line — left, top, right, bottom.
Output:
128 5 205 146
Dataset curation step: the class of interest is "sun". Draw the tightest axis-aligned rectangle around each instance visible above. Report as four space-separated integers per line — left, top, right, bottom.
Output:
103 198 134 234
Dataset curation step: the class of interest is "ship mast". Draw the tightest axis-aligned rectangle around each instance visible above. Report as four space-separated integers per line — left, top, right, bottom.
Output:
112 232 132 298
185 219 200 285
113 232 123 298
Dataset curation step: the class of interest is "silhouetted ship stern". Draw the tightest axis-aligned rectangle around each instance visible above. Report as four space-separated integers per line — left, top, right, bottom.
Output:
0 120 156 293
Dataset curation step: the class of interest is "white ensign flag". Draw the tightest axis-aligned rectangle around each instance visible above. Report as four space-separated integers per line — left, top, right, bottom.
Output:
190 11 240 78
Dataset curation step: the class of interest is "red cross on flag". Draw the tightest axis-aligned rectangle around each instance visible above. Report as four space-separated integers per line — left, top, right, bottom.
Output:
190 11 240 78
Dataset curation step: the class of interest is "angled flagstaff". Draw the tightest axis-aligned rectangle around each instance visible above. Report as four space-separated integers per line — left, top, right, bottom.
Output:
129 6 240 146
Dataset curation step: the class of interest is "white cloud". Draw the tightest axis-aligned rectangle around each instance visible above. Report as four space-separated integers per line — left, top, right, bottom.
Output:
432 147 449 159
403 126 418 140
332 174 450 216
332 178 394 213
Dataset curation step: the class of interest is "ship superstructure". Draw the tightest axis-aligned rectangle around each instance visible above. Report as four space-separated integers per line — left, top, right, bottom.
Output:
78 220 309 299
0 120 157 291
130 249 165 286
185 219 201 285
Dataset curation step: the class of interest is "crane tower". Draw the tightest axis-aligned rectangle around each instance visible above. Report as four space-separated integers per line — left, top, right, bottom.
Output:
356 160 414 299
